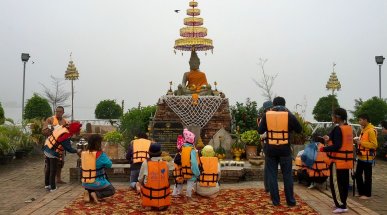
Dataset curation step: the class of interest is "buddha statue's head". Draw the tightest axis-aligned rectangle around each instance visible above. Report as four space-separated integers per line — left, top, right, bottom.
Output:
189 50 200 71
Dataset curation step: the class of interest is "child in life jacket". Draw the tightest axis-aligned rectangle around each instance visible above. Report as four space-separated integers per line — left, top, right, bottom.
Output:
295 134 330 189
196 145 221 198
138 143 171 210
180 129 200 200
172 134 185 197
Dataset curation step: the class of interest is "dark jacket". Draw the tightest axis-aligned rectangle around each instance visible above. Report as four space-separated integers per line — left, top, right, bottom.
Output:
258 106 302 157
322 125 343 152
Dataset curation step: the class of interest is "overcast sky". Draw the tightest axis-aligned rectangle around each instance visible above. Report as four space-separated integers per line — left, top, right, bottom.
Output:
1 0 386 123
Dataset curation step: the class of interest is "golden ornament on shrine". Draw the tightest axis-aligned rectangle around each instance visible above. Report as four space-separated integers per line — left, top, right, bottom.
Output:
65 60 79 80
326 63 341 94
174 0 214 52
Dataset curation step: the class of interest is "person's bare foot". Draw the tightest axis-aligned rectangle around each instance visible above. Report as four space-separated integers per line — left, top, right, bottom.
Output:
83 191 90 203
90 192 100 203
359 196 370 200
57 180 67 184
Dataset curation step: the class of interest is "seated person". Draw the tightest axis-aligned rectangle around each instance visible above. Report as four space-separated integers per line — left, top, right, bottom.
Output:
196 145 221 198
138 143 171 210
182 51 208 92
81 134 115 203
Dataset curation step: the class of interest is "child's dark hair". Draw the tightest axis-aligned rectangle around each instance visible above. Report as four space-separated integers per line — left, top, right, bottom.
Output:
87 134 103 151
333 108 347 122
358 113 370 122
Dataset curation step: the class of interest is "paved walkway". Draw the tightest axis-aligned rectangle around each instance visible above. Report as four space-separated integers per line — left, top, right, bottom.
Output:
1 154 385 215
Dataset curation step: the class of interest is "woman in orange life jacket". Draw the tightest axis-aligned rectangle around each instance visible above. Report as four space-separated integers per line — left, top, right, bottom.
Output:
180 128 200 201
81 134 115 203
43 121 81 192
320 108 353 214
196 145 221 198
172 134 185 197
138 142 171 211
355 114 378 200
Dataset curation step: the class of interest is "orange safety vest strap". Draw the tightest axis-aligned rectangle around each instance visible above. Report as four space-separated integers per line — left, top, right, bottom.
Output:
141 184 170 200
327 150 353 161
199 173 219 183
81 167 106 182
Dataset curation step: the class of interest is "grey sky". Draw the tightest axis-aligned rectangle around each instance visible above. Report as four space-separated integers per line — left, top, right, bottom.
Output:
1 0 386 123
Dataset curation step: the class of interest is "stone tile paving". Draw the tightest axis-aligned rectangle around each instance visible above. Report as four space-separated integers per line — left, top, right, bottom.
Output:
2 154 386 215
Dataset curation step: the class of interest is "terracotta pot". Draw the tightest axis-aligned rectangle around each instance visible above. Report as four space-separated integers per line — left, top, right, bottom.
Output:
245 145 258 159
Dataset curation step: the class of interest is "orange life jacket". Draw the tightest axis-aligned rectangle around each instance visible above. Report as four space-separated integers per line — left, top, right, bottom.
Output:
181 145 198 179
133 139 151 163
266 111 289 145
80 151 106 183
306 143 330 177
44 126 68 158
199 157 219 187
358 126 378 161
295 156 303 171
327 125 354 169
141 160 171 208
173 153 184 184
52 116 68 127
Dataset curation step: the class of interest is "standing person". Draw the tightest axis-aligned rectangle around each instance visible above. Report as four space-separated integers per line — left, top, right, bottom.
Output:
43 122 82 191
196 145 221 198
81 134 115 203
126 132 151 192
355 114 378 199
138 143 171 211
257 101 273 193
381 121 387 158
180 128 200 201
257 97 302 206
320 108 353 213
42 106 69 184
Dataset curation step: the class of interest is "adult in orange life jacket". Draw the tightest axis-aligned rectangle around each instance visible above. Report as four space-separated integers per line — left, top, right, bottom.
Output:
320 108 353 214
42 106 69 184
355 114 378 200
196 145 221 198
81 134 115 203
126 132 152 191
43 122 81 191
257 97 302 207
172 134 185 197
180 128 200 200
138 143 171 211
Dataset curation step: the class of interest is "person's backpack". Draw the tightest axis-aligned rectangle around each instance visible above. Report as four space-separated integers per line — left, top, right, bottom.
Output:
301 142 318 168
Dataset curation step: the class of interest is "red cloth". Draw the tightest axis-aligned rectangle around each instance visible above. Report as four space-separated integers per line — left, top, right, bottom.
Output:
319 147 324 152
96 151 102 159
68 121 82 134
57 133 72 143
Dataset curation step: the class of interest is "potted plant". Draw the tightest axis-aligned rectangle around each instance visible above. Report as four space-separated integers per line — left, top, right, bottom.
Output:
240 130 261 159
103 130 123 159
231 135 245 161
0 135 11 164
215 136 226 160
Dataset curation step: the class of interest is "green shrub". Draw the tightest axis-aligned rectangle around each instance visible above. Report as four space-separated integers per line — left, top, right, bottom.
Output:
95 99 123 119
230 98 259 133
0 102 5 125
24 93 52 120
103 130 124 145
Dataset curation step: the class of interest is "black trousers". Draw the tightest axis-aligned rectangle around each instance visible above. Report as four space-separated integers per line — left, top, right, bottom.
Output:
86 184 116 199
45 157 58 189
356 160 372 197
330 164 349 209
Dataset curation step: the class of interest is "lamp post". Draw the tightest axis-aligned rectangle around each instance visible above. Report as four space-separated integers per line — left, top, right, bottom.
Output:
21 53 30 121
326 63 341 112
375 56 385 98
64 54 79 122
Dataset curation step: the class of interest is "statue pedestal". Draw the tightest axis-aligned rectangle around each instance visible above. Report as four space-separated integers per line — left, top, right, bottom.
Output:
150 95 232 154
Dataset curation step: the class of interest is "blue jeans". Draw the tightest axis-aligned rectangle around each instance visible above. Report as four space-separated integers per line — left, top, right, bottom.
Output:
130 169 140 189
266 155 295 206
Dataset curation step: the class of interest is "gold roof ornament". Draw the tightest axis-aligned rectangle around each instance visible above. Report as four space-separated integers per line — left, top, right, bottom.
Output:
326 63 341 94
174 0 214 52
65 54 79 80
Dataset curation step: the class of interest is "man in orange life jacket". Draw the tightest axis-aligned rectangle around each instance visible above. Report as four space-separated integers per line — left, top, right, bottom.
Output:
43 121 81 191
126 132 152 192
138 142 171 210
320 108 353 214
257 96 302 207
42 106 69 184
355 114 378 200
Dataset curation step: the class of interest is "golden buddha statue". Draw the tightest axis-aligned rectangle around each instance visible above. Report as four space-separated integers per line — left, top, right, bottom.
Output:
182 51 208 92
